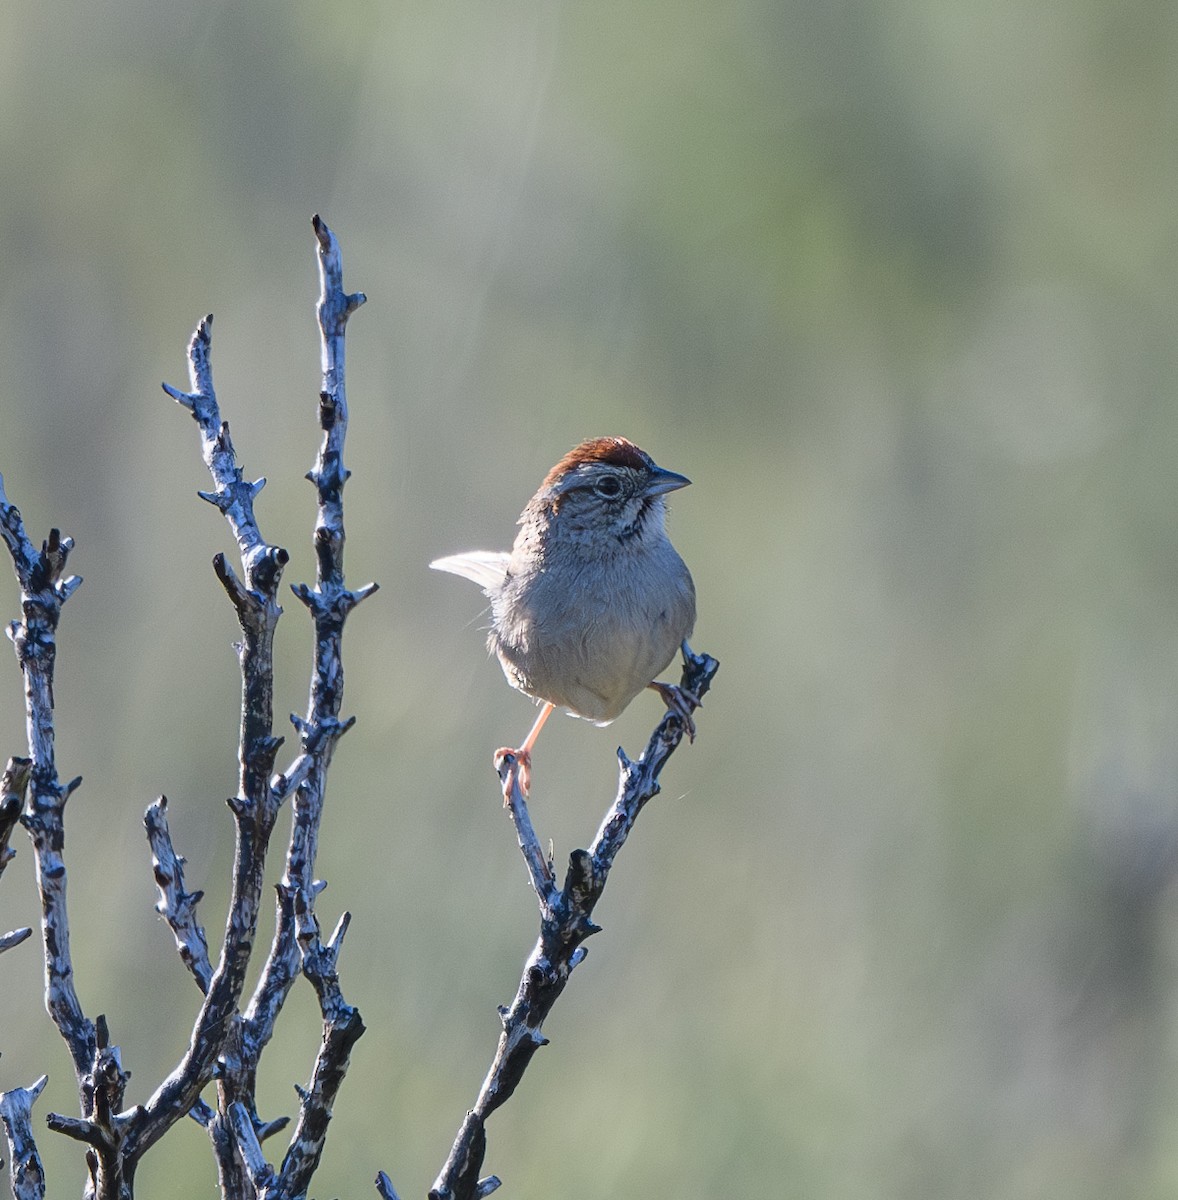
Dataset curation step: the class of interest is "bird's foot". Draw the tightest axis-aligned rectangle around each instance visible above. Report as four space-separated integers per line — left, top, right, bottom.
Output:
494 745 533 801
648 680 701 741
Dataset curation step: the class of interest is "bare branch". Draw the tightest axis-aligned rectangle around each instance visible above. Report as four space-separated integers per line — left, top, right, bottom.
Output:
44 1112 102 1147
2 222 373 1198
589 642 717 873
132 217 370 1197
0 476 96 1085
129 299 291 1168
495 755 557 911
226 1102 274 1193
161 317 279 584
375 1170 404 1200
429 644 720 1200
237 216 371 1159
0 928 31 955
144 796 212 993
270 902 365 1199
39 1016 140 1198
0 1075 47 1200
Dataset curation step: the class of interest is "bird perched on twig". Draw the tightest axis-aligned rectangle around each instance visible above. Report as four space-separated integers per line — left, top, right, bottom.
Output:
431 436 698 792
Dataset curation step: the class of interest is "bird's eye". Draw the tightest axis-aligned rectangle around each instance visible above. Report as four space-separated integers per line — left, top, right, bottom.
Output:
593 476 623 499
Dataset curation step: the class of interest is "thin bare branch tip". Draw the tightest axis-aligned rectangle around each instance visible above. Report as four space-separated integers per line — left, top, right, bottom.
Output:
256 1114 290 1142
55 574 82 603
45 1112 101 1146
327 911 351 951
212 553 250 608
0 928 32 953
161 380 193 408
190 314 213 355
375 1170 404 1200
2 756 31 791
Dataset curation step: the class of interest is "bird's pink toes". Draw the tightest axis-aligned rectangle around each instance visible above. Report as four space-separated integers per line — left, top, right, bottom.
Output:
494 746 533 800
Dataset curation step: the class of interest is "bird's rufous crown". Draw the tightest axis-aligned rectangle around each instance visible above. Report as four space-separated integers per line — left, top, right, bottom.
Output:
541 437 652 491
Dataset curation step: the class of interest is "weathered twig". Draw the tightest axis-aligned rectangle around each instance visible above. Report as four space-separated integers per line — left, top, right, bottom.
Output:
375 1170 404 1200
428 643 720 1200
205 215 374 1197
0 929 31 955
2 392 262 1196
144 795 212 994
227 1102 272 1194
0 482 147 1199
0 476 94 1091
0 1074 48 1200
266 906 365 1198
122 300 292 1177
45 1016 135 1198
495 761 556 912
241 214 372 1055
134 218 372 1199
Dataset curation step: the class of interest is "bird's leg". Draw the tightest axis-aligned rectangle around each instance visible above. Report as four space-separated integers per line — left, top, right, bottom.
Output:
496 701 554 798
520 701 555 755
648 680 701 742
516 701 555 792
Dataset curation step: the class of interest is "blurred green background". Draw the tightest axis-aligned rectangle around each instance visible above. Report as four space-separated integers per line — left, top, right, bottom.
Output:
2 1 1178 1197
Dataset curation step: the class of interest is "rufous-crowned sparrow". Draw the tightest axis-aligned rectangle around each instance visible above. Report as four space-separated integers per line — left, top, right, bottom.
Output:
431 436 697 789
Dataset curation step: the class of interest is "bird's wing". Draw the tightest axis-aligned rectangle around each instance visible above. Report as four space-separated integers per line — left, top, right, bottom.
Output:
429 551 511 594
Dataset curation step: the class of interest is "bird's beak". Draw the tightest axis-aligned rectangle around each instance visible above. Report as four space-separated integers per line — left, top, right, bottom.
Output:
644 466 691 496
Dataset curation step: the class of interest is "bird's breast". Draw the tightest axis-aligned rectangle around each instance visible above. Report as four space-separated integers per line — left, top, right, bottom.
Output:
490 540 695 722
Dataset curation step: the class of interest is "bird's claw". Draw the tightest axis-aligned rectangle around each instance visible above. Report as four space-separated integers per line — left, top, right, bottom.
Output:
495 746 533 801
649 681 700 742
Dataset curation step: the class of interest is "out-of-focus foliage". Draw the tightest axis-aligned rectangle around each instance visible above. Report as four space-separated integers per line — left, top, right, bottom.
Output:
1 1 1177 1197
